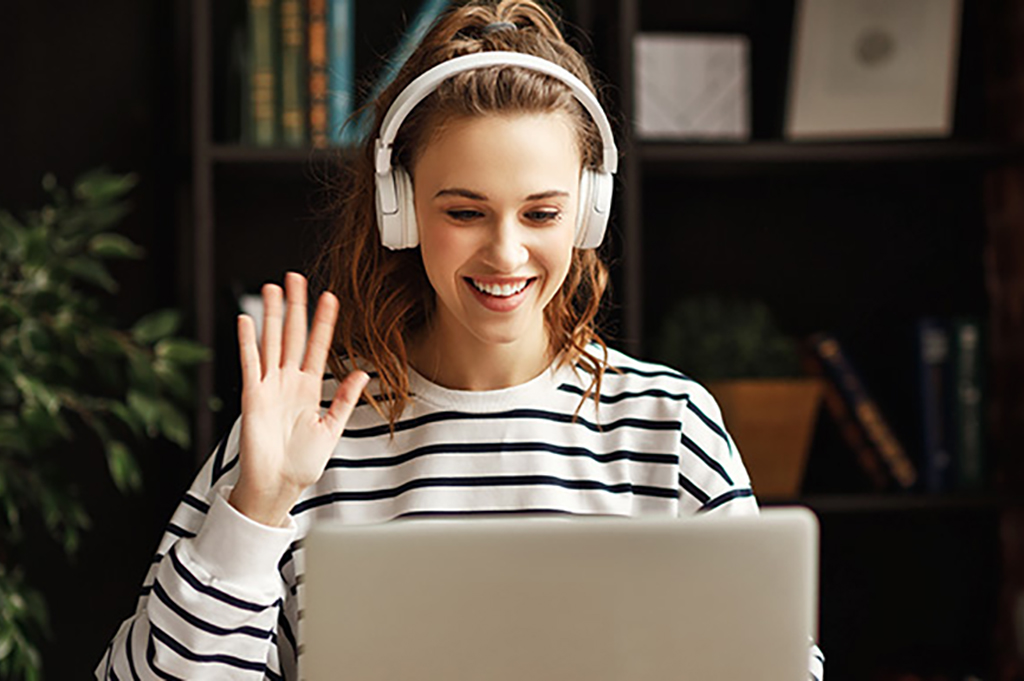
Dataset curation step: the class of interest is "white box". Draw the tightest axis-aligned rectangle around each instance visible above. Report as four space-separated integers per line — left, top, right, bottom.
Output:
634 33 751 141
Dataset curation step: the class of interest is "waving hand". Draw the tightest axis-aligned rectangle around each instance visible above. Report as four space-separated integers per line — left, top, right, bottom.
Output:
229 272 369 527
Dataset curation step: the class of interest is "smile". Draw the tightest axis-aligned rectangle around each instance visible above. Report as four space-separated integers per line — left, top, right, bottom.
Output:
467 278 535 298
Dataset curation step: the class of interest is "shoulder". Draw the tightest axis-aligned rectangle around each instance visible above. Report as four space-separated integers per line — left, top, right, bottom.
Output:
596 346 721 410
562 345 727 430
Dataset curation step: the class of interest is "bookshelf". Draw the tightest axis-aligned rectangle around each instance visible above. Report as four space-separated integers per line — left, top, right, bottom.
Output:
183 0 1021 678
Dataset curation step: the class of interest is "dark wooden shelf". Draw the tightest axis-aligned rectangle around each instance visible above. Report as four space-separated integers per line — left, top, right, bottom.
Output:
763 493 1016 514
209 144 353 164
637 139 1021 174
207 140 1020 170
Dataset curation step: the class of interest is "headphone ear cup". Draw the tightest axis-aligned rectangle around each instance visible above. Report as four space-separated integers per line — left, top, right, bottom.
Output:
395 166 418 249
575 169 612 249
376 166 419 250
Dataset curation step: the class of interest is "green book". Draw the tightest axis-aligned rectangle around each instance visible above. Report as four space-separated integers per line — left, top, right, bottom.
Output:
279 0 307 146
950 317 985 491
248 0 277 146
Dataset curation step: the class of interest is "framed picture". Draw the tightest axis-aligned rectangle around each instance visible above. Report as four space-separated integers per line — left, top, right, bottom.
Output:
785 0 962 140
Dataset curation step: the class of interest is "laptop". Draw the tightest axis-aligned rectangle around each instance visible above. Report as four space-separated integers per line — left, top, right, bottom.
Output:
301 508 819 681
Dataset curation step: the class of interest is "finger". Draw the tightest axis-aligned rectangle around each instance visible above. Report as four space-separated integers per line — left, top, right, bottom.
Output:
302 291 340 376
323 370 370 436
237 314 262 389
261 282 284 377
281 272 308 369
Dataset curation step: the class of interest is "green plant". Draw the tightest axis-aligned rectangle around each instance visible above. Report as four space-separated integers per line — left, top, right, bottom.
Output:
655 296 802 381
0 169 210 680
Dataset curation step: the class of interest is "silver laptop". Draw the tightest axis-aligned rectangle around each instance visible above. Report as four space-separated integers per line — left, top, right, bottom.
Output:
301 508 819 681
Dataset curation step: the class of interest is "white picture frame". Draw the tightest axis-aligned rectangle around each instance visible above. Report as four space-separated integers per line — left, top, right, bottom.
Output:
785 0 962 140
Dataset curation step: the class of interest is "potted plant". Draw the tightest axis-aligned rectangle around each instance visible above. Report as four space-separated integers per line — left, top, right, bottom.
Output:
655 296 822 499
0 169 209 680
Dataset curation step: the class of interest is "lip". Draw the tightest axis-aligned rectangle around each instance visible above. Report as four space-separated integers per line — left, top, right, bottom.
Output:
463 276 537 312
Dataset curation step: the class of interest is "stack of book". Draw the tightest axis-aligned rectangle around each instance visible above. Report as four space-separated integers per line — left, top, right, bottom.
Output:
238 0 450 148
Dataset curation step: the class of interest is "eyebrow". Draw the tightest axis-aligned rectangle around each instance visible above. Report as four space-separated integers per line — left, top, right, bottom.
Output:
433 188 570 201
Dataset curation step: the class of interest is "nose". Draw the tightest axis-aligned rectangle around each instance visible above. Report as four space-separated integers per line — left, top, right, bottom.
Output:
481 212 530 272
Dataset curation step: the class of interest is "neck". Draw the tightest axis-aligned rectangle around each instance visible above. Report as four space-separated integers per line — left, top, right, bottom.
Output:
408 324 553 391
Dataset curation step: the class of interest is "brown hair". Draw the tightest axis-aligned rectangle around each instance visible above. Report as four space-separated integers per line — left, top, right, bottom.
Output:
314 0 614 428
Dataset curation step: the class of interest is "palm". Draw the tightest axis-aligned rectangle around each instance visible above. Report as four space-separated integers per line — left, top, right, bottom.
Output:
232 273 368 525
240 368 335 489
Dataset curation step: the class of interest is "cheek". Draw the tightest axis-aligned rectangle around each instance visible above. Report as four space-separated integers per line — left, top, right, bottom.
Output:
542 228 577 288
420 220 468 286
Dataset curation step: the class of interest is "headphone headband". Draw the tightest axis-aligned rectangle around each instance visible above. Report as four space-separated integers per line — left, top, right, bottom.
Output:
374 51 619 176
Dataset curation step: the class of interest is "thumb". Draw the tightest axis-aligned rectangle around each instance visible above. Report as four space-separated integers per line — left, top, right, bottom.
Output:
323 370 370 435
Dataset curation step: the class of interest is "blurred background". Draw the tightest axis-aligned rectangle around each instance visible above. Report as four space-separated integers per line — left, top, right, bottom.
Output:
2 0 1024 679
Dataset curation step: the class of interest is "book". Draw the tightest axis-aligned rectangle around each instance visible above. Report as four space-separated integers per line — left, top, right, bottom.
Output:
308 0 328 148
327 0 355 145
916 317 954 492
805 338 887 490
807 333 918 490
280 0 308 146
248 0 278 146
950 317 985 491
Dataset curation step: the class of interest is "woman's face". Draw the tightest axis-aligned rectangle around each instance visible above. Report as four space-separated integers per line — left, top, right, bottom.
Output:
412 112 580 359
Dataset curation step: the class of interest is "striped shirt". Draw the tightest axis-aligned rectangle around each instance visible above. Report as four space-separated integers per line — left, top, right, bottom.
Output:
96 347 824 680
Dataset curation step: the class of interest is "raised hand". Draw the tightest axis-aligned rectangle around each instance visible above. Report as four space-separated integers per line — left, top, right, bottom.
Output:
229 272 369 527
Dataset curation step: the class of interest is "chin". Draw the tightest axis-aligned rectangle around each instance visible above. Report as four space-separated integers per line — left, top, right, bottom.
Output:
469 328 531 347
466 319 544 348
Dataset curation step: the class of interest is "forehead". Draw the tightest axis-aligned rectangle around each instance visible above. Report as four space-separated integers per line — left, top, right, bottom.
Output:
411 112 582 184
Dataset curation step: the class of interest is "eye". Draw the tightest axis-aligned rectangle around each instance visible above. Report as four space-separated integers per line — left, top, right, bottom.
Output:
446 209 484 221
524 210 561 224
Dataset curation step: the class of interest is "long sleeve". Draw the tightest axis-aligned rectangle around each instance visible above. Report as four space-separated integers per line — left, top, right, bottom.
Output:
676 381 825 680
676 381 759 516
95 420 299 680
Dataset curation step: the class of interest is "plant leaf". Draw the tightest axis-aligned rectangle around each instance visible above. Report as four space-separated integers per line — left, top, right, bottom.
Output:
131 310 180 345
127 389 161 437
154 337 210 365
63 257 118 293
157 400 190 449
73 168 138 205
105 440 142 493
154 359 194 402
109 400 143 438
0 210 25 260
127 350 159 395
62 202 133 235
88 233 144 259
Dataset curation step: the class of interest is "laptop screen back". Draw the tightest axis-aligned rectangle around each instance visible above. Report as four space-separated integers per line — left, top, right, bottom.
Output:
301 508 818 681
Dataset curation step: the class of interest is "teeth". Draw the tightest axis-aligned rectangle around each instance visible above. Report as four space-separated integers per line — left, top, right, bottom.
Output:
471 279 530 297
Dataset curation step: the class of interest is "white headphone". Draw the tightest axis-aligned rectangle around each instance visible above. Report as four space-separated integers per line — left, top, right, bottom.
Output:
373 51 619 250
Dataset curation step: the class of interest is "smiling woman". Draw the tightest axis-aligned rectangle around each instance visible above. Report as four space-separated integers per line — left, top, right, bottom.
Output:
95 1 823 679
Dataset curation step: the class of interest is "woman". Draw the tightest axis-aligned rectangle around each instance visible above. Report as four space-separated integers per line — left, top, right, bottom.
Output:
97 1 822 678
